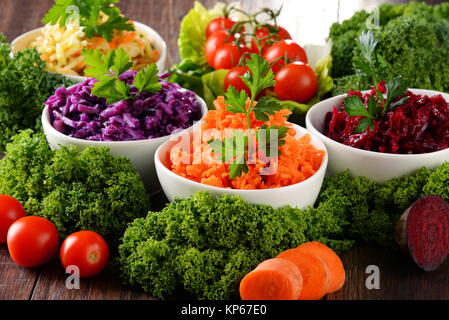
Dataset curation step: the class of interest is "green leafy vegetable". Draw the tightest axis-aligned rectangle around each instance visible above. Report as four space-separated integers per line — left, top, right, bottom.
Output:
178 1 225 65
82 48 161 103
343 76 408 133
330 2 449 95
119 191 353 299
0 35 73 152
0 130 150 248
42 0 134 42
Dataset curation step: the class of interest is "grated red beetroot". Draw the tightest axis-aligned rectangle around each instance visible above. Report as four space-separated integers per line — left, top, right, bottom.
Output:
325 86 449 154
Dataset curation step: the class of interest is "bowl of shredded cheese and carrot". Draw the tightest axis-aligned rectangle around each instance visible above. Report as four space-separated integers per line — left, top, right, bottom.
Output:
155 96 328 209
11 20 166 82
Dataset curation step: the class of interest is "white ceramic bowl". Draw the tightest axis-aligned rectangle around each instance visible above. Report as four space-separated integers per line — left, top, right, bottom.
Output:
155 123 328 209
42 90 207 192
306 88 449 183
11 21 167 83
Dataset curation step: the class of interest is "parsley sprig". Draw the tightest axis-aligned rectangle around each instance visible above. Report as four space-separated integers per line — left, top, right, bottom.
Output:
344 77 408 133
208 54 288 179
42 0 134 42
83 48 161 104
345 30 409 133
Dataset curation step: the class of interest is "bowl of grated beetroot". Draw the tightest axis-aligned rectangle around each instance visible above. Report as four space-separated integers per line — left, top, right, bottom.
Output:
306 87 449 183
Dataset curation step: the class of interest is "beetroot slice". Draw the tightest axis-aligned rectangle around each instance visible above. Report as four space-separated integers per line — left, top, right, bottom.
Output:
395 195 449 271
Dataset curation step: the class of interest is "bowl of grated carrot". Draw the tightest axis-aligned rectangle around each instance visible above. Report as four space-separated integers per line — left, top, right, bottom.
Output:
155 96 328 209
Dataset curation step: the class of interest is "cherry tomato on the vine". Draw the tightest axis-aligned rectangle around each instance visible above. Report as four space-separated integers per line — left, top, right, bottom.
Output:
60 230 109 278
251 25 291 54
7 216 59 268
206 17 238 38
205 30 235 67
0 195 26 243
263 40 308 74
225 66 250 95
274 62 317 103
213 43 248 70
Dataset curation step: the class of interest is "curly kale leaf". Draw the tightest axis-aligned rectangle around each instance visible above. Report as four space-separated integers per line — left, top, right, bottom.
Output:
0 39 74 152
0 131 150 248
119 191 351 300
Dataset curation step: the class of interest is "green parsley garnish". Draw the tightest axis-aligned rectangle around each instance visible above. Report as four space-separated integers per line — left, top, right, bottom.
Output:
345 30 409 133
208 54 288 179
42 0 134 42
344 77 408 133
82 48 161 104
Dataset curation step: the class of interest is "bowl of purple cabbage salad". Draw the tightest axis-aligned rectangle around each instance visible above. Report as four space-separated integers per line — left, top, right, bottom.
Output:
42 70 207 190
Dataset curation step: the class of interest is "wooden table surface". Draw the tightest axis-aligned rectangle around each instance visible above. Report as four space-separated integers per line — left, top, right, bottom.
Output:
1 0 448 300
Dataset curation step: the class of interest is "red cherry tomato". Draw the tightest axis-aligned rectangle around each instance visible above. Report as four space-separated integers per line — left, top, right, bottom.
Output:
274 62 318 103
0 195 26 243
206 17 237 38
263 40 308 73
205 30 235 67
251 25 291 54
60 230 109 278
225 66 250 95
213 43 247 70
7 216 59 268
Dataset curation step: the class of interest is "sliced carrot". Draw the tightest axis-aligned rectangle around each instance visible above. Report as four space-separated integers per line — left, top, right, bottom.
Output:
297 242 345 293
240 258 303 300
40 54 49 61
277 248 330 300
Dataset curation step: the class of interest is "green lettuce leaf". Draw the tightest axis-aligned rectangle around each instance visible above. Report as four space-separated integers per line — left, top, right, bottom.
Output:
178 1 225 66
201 69 228 108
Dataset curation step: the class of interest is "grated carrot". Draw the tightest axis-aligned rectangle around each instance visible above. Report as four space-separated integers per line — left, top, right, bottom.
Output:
169 96 325 190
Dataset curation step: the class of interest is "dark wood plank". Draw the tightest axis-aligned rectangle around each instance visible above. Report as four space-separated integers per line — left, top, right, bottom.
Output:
326 244 449 300
30 258 153 300
0 245 39 300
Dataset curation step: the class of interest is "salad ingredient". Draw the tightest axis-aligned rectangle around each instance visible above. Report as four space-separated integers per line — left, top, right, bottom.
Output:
263 40 308 74
251 25 292 54
330 2 449 95
277 248 330 300
213 43 243 70
42 0 134 42
326 86 449 154
35 1 159 77
239 258 303 300
46 69 201 142
7 216 59 268
297 242 345 293
0 35 73 152
206 16 237 38
82 48 161 104
205 30 235 67
395 195 449 271
178 1 225 66
0 130 150 248
119 191 351 300
171 96 325 189
274 63 318 103
208 54 286 180
60 231 109 278
171 2 334 121
224 66 250 96
0 195 27 243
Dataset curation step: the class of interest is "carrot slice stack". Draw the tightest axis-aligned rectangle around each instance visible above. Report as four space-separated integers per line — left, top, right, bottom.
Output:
277 248 330 300
240 258 303 300
297 241 345 293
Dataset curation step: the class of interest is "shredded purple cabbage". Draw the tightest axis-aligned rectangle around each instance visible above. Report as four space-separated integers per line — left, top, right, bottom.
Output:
45 71 202 141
